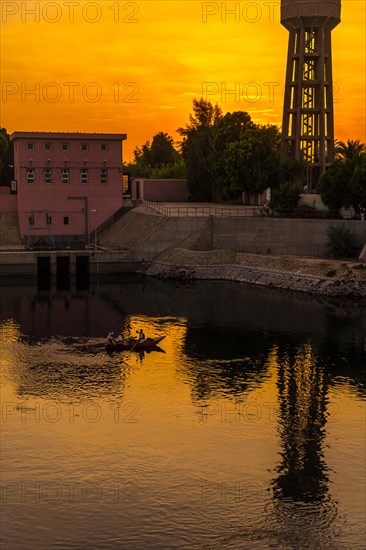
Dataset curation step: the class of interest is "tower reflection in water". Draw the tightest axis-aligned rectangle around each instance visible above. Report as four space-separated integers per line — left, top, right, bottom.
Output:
270 344 338 545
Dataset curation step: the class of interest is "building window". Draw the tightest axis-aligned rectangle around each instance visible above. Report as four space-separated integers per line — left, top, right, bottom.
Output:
81 143 89 151
100 168 108 184
100 144 108 151
27 143 34 150
29 215 34 225
61 143 69 151
27 168 35 184
44 168 52 184
81 168 88 184
62 168 70 184
47 216 52 225
44 143 52 150
64 216 69 225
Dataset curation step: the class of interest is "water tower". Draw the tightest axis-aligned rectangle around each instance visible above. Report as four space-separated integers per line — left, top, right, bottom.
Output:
280 0 341 190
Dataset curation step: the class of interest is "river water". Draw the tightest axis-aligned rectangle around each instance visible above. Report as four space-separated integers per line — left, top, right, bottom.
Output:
1 277 365 549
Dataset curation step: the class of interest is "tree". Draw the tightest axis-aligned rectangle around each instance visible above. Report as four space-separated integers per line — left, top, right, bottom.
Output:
177 99 279 202
335 139 366 163
318 159 353 210
178 98 223 201
149 158 186 179
133 141 151 166
179 98 222 132
222 125 280 201
269 181 302 213
125 132 181 179
280 157 307 185
319 139 366 210
349 153 366 206
0 128 14 186
149 132 180 167
214 111 253 151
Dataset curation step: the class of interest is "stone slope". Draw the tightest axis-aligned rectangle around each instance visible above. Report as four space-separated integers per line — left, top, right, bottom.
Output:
146 248 366 297
0 212 22 247
99 208 165 252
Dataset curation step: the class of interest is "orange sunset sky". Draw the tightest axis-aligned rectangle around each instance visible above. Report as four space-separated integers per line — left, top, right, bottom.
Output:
1 0 365 160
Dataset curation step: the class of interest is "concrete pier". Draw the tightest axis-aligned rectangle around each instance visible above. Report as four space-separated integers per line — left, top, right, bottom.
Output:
0 250 145 280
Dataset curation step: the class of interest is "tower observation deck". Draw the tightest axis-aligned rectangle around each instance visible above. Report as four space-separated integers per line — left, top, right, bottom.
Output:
280 0 341 190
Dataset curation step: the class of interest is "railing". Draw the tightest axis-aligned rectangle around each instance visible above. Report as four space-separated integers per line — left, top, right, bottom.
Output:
89 205 131 243
141 200 260 217
140 200 360 220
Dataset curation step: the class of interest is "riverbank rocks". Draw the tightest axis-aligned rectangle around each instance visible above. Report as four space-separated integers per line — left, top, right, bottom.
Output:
144 248 366 298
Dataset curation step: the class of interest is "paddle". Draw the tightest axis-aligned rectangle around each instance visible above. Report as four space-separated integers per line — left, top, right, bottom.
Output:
129 339 140 352
127 330 143 353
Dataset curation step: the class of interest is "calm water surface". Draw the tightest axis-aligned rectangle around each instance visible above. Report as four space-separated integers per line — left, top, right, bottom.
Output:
1 277 365 549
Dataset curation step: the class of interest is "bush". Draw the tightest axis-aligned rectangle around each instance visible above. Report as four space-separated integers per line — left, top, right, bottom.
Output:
269 181 301 213
326 224 358 258
149 159 187 179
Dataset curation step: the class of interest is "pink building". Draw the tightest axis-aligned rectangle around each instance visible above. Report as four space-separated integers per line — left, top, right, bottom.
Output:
10 132 127 247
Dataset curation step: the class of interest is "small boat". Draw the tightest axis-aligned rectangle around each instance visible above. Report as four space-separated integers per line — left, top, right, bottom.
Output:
105 336 165 352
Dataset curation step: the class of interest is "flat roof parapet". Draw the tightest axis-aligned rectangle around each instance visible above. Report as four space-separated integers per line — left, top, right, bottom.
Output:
10 132 127 141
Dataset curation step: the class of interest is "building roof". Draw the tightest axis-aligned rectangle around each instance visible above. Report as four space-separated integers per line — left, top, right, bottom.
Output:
10 132 127 141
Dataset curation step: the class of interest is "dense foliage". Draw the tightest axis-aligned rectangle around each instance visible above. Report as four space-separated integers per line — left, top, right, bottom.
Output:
124 101 363 214
269 181 302 213
0 128 14 186
124 131 185 179
177 99 281 202
326 224 358 259
318 139 366 210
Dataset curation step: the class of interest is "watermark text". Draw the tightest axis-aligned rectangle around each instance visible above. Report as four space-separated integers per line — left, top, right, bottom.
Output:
1 81 139 104
1 1 139 24
2 401 139 424
202 2 279 23
1 480 139 503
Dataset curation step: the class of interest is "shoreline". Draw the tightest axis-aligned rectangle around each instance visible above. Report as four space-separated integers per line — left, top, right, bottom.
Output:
143 250 366 298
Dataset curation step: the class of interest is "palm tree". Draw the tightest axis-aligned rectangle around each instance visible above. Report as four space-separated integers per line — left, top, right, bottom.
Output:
334 139 366 162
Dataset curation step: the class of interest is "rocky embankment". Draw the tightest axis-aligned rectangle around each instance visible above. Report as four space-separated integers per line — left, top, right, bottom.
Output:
144 249 366 298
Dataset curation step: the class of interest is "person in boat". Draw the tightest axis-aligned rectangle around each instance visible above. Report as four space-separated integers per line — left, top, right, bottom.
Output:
116 334 128 344
106 332 114 343
138 329 146 343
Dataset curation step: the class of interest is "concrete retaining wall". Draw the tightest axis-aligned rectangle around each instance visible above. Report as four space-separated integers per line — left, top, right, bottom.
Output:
107 211 366 260
0 250 145 277
131 179 189 201
135 217 208 260
194 217 366 257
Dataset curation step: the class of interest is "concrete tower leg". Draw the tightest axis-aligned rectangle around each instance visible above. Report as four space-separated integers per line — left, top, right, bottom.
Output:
280 0 341 191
